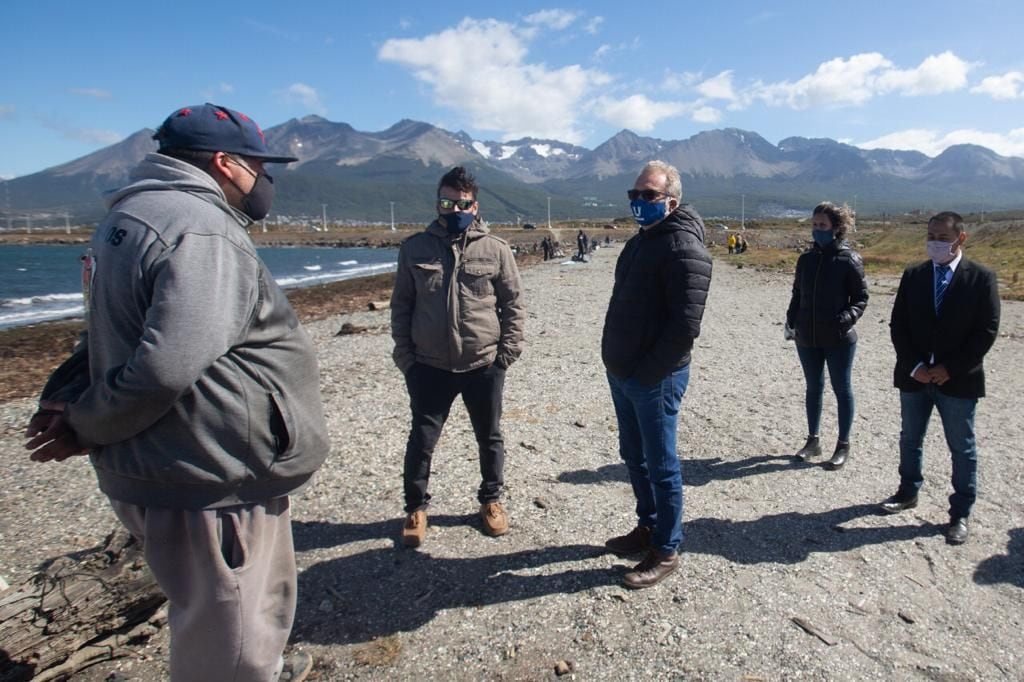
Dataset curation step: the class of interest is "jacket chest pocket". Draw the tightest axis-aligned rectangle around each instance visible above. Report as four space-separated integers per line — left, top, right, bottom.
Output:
459 258 498 296
413 260 444 293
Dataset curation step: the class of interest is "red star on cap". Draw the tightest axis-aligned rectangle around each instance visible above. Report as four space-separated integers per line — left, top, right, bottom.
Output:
256 125 266 142
214 110 229 120
176 108 192 117
238 112 251 121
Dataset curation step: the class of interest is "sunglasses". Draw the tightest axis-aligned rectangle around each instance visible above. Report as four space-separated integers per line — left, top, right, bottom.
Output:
438 198 476 210
627 189 668 201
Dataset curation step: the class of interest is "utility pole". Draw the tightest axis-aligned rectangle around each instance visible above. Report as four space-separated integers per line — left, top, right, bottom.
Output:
853 195 858 232
26 214 32 233
390 201 395 231
3 180 10 231
64 212 71 234
981 193 986 224
321 204 327 232
741 194 745 230
547 197 552 229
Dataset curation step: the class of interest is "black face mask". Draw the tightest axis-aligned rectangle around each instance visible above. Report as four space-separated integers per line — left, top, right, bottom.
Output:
239 172 274 221
225 156 275 221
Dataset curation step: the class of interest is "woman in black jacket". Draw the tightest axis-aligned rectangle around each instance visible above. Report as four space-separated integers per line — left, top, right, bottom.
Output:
785 202 869 469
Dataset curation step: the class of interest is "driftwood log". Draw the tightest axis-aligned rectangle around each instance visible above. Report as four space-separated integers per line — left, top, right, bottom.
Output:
0 529 166 681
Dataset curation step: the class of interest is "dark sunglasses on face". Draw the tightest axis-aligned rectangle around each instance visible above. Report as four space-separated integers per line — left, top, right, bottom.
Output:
627 189 668 201
438 198 475 210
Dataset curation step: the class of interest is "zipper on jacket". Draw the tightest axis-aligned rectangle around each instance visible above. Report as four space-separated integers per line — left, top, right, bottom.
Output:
811 251 824 346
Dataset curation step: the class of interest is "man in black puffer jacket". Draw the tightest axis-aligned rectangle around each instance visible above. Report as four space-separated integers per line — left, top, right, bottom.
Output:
601 160 712 589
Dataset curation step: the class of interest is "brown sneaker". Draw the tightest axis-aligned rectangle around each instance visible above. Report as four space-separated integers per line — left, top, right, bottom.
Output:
605 525 652 557
480 502 509 536
622 548 679 589
402 510 427 547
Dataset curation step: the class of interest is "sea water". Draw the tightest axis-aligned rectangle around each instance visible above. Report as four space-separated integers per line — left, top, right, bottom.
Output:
0 244 398 330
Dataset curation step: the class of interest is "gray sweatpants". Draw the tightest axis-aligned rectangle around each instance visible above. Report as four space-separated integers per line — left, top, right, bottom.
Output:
110 497 296 682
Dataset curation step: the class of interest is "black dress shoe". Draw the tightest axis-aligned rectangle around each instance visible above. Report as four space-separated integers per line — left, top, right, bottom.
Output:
947 517 969 544
879 494 918 514
825 441 849 470
795 435 821 460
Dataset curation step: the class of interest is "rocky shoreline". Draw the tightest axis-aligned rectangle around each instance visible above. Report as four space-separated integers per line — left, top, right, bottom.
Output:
2 246 1023 680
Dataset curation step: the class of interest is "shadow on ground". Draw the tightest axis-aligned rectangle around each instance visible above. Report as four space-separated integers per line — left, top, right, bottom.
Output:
685 503 944 564
974 527 1024 588
292 517 614 645
557 453 813 488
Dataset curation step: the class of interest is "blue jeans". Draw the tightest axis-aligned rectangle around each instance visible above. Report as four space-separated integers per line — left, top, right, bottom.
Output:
898 386 978 519
796 342 856 442
607 365 690 554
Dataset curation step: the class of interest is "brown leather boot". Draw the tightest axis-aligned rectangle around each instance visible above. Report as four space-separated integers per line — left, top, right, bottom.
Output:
605 526 652 557
401 510 427 547
480 502 509 536
623 548 679 589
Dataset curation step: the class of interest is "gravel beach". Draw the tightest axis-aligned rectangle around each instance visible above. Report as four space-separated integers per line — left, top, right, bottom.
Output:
2 243 1023 680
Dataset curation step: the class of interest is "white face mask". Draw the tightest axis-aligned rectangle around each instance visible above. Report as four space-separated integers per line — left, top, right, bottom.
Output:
926 240 957 265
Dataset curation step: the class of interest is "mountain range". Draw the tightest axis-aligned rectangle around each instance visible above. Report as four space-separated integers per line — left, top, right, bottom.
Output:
4 116 1023 224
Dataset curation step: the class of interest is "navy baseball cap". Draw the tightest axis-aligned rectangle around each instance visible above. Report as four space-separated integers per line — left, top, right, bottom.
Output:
153 103 297 163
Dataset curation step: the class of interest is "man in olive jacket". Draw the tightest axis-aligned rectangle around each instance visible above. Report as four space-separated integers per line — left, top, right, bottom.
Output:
602 160 712 589
391 166 525 547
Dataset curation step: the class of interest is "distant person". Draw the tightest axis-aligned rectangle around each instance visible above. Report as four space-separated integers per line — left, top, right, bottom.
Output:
880 211 1000 545
24 103 328 682
542 236 552 261
785 202 868 470
602 160 712 589
737 234 747 253
390 166 526 547
727 233 736 254
577 229 590 261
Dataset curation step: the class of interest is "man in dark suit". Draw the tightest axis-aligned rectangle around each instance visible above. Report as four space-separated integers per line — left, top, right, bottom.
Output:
880 211 1000 544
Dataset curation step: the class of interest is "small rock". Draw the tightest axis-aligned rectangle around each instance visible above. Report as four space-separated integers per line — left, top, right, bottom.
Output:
554 660 576 676
0 575 8 592
318 599 334 613
898 610 916 624
336 322 368 335
520 441 538 452
573 420 586 428
533 497 549 509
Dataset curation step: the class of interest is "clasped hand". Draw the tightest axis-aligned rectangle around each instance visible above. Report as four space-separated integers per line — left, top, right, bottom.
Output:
912 364 951 386
24 402 88 462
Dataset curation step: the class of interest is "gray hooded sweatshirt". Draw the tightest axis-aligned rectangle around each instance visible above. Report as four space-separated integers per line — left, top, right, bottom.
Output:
44 153 329 509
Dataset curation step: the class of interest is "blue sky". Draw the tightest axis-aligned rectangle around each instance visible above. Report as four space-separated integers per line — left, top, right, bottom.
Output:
2 0 1023 178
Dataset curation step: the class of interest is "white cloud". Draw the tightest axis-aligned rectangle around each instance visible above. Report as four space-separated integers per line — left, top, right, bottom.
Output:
69 88 112 99
874 51 973 95
592 95 690 131
593 44 611 60
696 70 737 102
523 9 579 30
35 113 122 145
857 127 1024 158
736 51 974 110
691 106 722 124
584 16 604 35
971 71 1024 100
278 83 327 116
663 70 701 92
379 18 610 142
0 104 14 119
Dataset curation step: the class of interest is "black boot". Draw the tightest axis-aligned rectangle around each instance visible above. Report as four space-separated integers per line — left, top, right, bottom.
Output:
826 441 849 470
795 435 821 460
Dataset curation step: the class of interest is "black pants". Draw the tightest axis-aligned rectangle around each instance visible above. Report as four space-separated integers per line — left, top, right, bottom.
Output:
403 362 506 513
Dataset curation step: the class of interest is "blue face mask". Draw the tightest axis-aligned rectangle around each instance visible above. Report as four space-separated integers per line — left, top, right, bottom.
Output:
630 199 669 227
812 229 835 246
444 211 475 234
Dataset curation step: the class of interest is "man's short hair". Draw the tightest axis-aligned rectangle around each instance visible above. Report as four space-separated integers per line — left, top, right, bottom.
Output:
813 201 855 240
438 166 478 199
929 211 965 235
158 148 216 170
639 160 682 199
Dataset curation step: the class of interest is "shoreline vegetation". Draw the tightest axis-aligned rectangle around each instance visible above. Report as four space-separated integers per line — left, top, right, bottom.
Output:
3 211 1022 403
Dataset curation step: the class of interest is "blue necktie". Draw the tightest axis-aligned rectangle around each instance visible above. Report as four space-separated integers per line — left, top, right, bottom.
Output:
934 265 950 313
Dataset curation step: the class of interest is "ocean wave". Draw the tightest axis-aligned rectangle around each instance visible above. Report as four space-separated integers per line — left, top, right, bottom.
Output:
276 262 396 288
0 305 85 329
1 292 83 307
303 265 322 271
338 260 358 266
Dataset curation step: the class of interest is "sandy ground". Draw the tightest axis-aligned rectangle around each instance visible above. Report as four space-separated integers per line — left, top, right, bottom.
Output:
2 244 1023 680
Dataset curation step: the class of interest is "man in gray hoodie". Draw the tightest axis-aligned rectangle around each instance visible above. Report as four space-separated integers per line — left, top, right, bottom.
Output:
25 104 328 682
